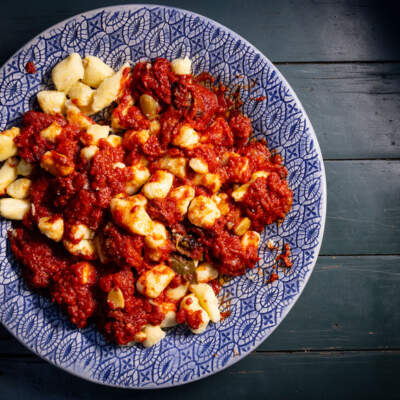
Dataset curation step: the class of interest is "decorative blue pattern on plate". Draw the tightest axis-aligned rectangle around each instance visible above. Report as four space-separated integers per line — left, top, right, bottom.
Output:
0 5 326 388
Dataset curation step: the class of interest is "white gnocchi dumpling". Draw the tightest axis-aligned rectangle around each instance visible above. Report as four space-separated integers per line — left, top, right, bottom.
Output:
171 57 192 75
172 124 199 149
189 283 221 323
37 90 66 115
63 238 97 259
165 281 189 302
52 53 84 92
193 173 222 193
142 170 174 199
188 195 221 228
0 198 30 220
80 145 99 162
40 151 74 177
212 193 230 216
0 157 18 195
38 216 64 242
189 158 208 174
179 294 210 334
141 325 166 348
126 165 150 195
136 264 176 298
104 134 122 148
144 222 168 249
154 156 187 179
69 223 94 241
241 231 261 251
67 81 94 108
82 55 115 88
90 63 130 113
0 127 19 162
195 263 219 283
81 124 110 146
6 178 31 199
109 195 153 236
123 129 150 145
40 122 63 143
149 300 177 328
169 185 195 216
65 100 94 127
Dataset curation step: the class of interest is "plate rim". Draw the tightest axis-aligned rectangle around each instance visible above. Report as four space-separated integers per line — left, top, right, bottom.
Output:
0 3 327 389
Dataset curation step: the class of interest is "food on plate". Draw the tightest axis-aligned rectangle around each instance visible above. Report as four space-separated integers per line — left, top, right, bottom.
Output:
0 53 293 347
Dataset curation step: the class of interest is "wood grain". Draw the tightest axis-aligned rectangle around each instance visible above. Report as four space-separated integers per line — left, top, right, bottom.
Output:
0 0 400 65
1 255 399 354
0 351 399 399
322 160 400 255
279 63 400 159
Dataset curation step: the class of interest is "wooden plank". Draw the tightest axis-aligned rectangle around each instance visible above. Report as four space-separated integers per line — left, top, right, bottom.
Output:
0 0 400 65
322 160 400 255
260 255 400 351
1 256 399 354
279 63 400 159
0 351 399 398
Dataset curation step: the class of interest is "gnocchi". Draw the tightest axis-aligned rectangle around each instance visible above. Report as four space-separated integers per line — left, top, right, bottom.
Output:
172 124 199 149
37 90 66 115
6 178 31 199
142 170 174 199
179 294 210 334
0 157 18 195
3 54 293 348
136 264 176 298
188 195 221 228
0 198 30 220
190 283 221 323
0 127 19 161
38 216 64 242
91 63 129 113
51 53 84 92
171 57 192 75
82 55 115 88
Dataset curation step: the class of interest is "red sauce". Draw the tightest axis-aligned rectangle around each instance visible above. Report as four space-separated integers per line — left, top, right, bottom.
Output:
8 57 293 344
276 243 293 268
101 223 144 271
98 270 164 344
241 175 293 231
147 196 182 226
9 228 68 289
51 262 97 328
25 61 36 74
176 308 203 330
15 111 66 163
267 272 279 284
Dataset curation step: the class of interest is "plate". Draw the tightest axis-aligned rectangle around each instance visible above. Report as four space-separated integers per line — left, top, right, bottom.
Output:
0 5 326 388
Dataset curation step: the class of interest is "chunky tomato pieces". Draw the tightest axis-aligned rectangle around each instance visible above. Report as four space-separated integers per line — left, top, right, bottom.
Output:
8 57 293 344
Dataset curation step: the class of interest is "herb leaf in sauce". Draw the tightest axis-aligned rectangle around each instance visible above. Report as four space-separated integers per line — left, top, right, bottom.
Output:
169 253 197 283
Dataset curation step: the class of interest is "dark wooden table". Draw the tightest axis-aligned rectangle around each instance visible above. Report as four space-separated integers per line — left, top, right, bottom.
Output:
1 1 399 398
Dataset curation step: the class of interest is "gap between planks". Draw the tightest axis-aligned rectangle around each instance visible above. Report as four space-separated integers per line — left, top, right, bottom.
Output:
274 60 400 65
1 348 400 360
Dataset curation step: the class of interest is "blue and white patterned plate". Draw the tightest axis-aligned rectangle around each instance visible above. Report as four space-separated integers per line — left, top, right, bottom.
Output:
0 5 326 388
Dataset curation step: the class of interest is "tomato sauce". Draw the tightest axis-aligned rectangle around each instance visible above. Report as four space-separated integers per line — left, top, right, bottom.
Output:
25 61 36 74
8 57 293 344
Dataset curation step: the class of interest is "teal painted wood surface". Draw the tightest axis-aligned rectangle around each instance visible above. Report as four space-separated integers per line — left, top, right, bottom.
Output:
279 63 400 159
322 161 400 255
1 0 400 65
0 0 399 397
1 352 400 400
